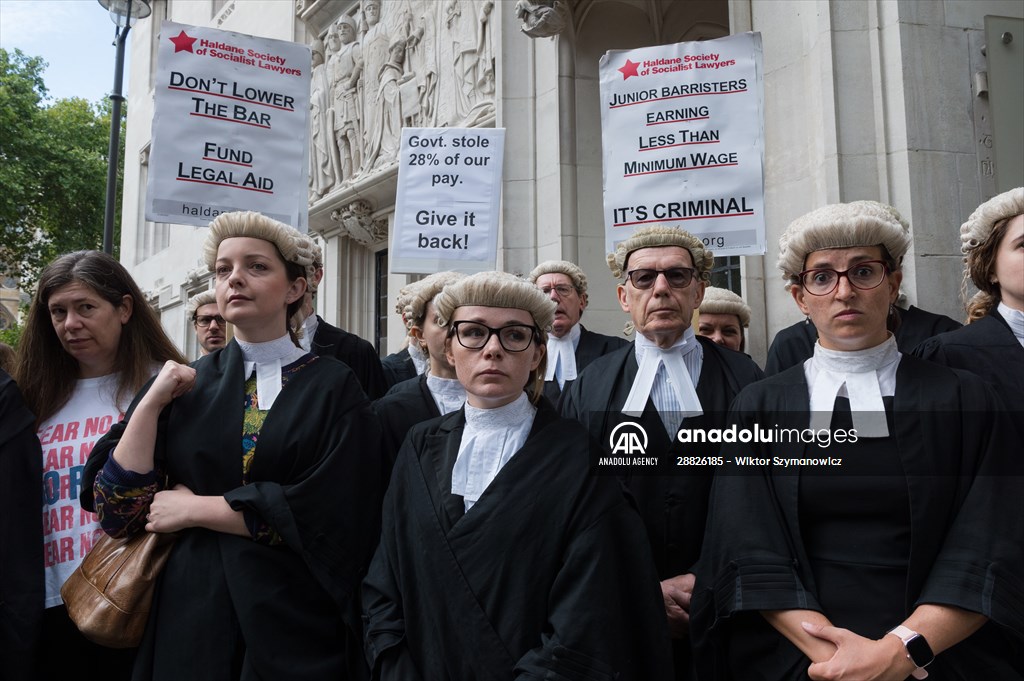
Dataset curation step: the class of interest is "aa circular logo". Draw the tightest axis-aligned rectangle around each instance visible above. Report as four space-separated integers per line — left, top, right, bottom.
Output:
609 421 649 455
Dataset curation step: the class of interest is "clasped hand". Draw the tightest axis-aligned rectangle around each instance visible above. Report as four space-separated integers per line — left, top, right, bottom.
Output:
802 621 917 681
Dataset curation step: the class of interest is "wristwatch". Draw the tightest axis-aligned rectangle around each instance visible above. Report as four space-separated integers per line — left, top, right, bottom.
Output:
887 625 934 679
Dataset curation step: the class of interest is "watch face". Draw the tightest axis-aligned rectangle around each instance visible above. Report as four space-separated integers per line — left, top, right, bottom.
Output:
906 634 934 666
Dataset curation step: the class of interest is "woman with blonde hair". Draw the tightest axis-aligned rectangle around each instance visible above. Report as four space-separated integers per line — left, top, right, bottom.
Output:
82 212 382 680
914 187 1023 426
363 271 671 680
692 201 1023 680
16 250 183 679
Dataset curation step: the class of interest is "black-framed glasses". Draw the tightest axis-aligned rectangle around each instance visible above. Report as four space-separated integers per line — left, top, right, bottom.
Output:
449 321 539 352
539 284 577 298
194 315 225 328
625 267 697 290
798 260 890 296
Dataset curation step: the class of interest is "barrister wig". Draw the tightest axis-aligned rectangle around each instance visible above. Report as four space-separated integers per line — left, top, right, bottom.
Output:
394 280 424 325
434 271 555 403
699 287 752 328
606 226 714 282
778 201 911 288
406 271 466 329
203 211 317 283
187 290 217 320
305 236 324 292
527 260 589 298
960 187 1024 321
434 271 556 332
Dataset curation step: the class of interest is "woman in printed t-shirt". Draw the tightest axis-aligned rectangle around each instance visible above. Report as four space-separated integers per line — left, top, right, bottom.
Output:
15 250 184 679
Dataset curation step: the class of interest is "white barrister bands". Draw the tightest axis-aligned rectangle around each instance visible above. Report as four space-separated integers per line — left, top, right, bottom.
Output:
238 335 307 410
807 335 899 438
623 328 704 435
545 323 581 388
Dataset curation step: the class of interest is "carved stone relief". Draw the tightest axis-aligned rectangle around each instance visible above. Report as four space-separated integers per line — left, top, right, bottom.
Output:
515 0 570 39
331 199 378 246
305 0 497 201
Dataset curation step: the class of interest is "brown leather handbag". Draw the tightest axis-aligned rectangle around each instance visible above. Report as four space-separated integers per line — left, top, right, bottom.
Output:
60 529 176 648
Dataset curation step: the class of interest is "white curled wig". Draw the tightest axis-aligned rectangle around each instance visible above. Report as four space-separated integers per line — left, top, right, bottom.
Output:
434 271 555 403
606 225 714 282
203 211 316 283
699 286 751 328
186 289 217 320
527 260 589 298
778 200 911 288
960 187 1023 257
406 271 466 329
959 187 1024 321
394 280 422 327
305 237 324 293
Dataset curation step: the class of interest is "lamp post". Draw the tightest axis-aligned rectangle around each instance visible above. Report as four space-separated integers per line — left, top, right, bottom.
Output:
98 0 151 255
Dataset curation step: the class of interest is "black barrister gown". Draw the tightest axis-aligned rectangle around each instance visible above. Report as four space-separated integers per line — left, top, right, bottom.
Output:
372 374 440 481
913 308 1024 439
765 305 961 375
561 336 764 580
380 347 418 390
0 370 44 681
311 314 388 399
542 325 630 406
561 336 763 681
82 341 383 681
362 399 674 681
691 356 1024 681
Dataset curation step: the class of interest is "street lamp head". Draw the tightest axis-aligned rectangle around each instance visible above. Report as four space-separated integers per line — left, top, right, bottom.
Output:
98 0 152 29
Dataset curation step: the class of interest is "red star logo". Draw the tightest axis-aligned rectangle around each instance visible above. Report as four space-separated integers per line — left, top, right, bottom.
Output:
169 30 198 53
618 59 640 80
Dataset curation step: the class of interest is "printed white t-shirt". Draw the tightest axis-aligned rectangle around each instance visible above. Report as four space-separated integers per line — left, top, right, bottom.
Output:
39 373 127 608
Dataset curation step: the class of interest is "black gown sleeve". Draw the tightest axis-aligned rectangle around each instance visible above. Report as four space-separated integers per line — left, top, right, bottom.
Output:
0 371 44 681
361 437 426 681
512 485 673 681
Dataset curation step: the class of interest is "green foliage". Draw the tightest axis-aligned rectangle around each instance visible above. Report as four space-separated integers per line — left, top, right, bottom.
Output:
0 47 124 288
0 319 23 350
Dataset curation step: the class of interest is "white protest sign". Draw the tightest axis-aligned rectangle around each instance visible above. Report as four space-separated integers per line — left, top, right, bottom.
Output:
146 21 311 230
391 128 505 274
599 32 765 256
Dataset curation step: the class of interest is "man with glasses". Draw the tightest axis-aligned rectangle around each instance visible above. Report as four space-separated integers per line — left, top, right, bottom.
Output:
187 290 226 355
527 260 628 405
562 225 763 680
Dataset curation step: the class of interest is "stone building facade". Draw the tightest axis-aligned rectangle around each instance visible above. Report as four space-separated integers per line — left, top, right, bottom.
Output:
119 0 1023 364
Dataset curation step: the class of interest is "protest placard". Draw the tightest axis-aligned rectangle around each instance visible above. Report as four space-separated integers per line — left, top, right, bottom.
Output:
599 32 765 256
390 128 505 274
146 21 311 230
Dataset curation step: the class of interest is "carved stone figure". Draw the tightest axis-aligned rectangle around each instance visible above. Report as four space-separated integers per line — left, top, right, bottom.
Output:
328 17 363 183
370 39 414 165
398 0 438 127
309 39 336 198
359 0 393 171
443 0 480 122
